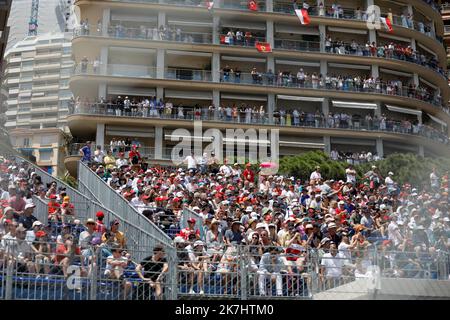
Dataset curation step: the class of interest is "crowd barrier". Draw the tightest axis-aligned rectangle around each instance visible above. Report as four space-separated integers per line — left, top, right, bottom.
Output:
1 239 448 300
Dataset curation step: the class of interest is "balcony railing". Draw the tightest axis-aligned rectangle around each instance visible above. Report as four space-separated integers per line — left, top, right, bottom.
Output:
103 0 440 42
72 63 445 109
68 102 450 148
73 26 446 79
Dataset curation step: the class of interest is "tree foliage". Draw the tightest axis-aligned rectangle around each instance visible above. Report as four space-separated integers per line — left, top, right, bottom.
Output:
279 151 450 187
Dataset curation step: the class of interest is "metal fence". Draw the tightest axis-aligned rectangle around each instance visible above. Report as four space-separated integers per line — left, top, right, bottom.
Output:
0 241 176 300
1 239 449 300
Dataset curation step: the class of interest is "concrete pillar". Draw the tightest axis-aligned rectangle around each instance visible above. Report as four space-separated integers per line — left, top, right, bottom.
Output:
157 49 165 79
413 73 419 86
157 87 164 100
158 11 166 27
322 98 329 117
213 16 220 45
418 145 424 157
410 38 416 51
319 25 326 53
96 123 105 149
100 47 108 75
267 94 275 124
266 0 273 12
102 8 110 36
430 22 436 38
369 30 376 44
366 0 374 7
376 138 384 158
212 52 220 82
372 64 379 79
267 56 275 73
375 102 382 117
323 136 331 154
98 83 106 100
213 90 220 109
266 20 274 48
155 126 163 160
320 60 327 76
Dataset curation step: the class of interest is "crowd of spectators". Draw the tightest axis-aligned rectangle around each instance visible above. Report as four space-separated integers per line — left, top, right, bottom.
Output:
0 156 171 300
81 142 450 295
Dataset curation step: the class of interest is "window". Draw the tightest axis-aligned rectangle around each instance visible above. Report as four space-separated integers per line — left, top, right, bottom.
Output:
22 137 30 147
39 150 53 161
19 83 32 90
41 135 54 146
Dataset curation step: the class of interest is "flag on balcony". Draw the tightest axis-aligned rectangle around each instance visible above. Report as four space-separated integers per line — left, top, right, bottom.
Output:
380 17 393 32
295 9 310 25
205 1 214 10
248 0 258 11
255 41 272 53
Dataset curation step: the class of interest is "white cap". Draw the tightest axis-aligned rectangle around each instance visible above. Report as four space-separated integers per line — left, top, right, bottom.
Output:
245 206 253 212
388 172 394 176
256 223 266 229
24 203 36 210
173 236 185 244
193 240 204 247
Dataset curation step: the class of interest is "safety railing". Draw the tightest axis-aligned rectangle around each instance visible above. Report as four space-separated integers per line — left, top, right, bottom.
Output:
68 143 174 160
74 24 214 44
77 161 177 293
0 241 176 300
274 38 320 52
68 104 450 147
71 64 445 109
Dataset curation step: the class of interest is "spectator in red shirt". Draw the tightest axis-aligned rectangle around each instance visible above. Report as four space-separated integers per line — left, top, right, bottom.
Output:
128 145 142 166
47 194 61 222
242 163 255 183
179 218 200 240
95 211 106 235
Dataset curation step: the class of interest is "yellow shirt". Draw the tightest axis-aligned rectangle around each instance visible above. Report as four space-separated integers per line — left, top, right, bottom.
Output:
102 230 126 247
104 155 116 169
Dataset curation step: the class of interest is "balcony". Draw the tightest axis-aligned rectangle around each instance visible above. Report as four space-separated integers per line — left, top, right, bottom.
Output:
105 0 441 42
72 62 445 109
73 25 446 80
67 103 450 149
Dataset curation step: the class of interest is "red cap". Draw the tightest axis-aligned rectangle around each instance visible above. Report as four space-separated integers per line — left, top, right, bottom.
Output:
49 194 57 199
35 230 47 238
96 211 104 218
187 218 196 223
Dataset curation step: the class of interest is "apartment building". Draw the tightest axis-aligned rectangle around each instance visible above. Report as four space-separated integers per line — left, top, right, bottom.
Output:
66 0 450 173
3 32 73 175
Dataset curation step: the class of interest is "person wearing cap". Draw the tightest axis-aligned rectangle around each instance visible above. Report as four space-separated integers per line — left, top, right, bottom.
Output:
115 152 128 169
61 196 75 224
136 244 169 300
95 211 106 235
101 219 126 248
179 218 200 241
258 246 284 296
385 171 397 195
31 228 51 276
242 163 255 183
187 240 208 295
79 218 99 260
225 220 244 245
47 194 61 222
18 202 37 230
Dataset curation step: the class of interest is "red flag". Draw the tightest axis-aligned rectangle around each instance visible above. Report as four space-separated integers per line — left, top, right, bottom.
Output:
255 41 272 53
248 0 258 11
295 9 310 25
380 17 393 33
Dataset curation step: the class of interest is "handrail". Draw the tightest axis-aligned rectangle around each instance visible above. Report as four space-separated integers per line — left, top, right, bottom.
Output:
77 161 174 246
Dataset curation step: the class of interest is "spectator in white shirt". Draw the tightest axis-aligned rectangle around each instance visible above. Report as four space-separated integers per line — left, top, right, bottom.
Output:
184 151 197 171
310 166 322 182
